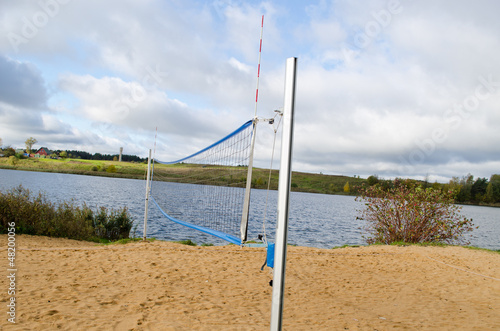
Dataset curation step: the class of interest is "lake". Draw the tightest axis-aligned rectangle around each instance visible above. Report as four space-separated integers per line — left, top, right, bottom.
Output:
0 169 499 250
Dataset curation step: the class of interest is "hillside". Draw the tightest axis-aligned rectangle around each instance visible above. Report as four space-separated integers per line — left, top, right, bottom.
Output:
0 157 362 195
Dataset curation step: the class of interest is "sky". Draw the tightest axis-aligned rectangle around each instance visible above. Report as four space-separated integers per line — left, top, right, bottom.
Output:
0 0 499 183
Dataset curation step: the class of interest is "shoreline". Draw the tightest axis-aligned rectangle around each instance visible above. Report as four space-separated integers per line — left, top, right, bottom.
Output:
0 165 147 181
1 166 500 208
1 234 499 330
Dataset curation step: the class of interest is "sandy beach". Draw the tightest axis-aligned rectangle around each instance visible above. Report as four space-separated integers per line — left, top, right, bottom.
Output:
1 235 499 330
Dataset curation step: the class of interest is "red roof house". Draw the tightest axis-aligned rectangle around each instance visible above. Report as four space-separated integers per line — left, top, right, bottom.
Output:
35 147 51 156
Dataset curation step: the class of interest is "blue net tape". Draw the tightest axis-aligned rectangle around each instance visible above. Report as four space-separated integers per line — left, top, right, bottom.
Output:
155 119 253 165
150 196 242 245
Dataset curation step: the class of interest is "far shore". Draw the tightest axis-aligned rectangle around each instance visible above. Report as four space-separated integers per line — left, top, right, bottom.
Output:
1 158 500 208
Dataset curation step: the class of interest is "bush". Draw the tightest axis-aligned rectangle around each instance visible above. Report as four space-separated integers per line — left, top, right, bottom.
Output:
2 147 16 158
356 179 475 245
106 165 117 173
0 185 133 241
7 156 17 166
92 206 133 240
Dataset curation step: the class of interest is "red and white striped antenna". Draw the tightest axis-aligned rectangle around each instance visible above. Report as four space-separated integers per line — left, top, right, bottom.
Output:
241 15 264 238
254 14 264 117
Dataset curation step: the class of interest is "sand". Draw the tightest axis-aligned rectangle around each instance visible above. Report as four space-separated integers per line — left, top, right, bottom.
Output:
1 235 499 330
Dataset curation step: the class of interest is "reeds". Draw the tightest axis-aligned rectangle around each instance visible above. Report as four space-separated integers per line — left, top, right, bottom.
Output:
0 185 133 242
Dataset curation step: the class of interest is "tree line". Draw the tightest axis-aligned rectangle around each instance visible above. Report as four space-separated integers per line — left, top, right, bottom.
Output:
0 147 146 163
448 174 500 204
365 174 500 205
53 150 146 162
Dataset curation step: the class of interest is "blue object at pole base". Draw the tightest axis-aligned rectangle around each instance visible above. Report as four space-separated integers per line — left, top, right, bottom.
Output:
267 243 275 268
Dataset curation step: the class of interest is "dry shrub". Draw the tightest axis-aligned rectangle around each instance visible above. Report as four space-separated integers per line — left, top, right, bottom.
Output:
356 179 475 245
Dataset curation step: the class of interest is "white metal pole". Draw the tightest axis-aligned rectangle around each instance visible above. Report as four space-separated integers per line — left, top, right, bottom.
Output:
240 120 257 242
143 149 152 240
270 57 297 331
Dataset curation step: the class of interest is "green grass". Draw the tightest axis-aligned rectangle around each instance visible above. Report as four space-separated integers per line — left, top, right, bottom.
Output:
388 241 447 247
0 157 149 180
331 242 499 253
364 241 450 248
463 245 500 254
332 244 362 249
366 241 500 253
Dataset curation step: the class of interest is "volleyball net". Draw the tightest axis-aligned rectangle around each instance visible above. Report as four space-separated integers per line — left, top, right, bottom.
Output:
149 119 255 245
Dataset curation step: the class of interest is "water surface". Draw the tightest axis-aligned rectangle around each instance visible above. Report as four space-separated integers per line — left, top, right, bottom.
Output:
1 169 498 250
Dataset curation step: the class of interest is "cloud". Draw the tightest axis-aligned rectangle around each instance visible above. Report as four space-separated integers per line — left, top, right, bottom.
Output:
0 55 47 108
58 73 219 134
56 72 260 159
1 0 500 182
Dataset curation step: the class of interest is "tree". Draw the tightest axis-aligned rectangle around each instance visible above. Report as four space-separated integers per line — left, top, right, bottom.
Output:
59 151 68 159
25 137 38 154
489 174 500 203
3 147 16 157
485 182 494 203
0 137 3 148
448 176 461 192
356 179 475 245
471 177 488 202
432 181 441 190
367 175 379 186
455 174 474 203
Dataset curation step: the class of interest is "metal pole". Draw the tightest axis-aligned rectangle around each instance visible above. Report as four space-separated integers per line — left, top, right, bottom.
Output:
240 119 257 242
270 57 297 331
143 149 152 240
241 15 265 243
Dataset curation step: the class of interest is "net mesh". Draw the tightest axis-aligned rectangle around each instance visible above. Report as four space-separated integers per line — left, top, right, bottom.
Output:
150 120 254 244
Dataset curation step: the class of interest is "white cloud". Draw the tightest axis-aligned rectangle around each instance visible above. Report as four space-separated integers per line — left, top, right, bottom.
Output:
229 57 252 74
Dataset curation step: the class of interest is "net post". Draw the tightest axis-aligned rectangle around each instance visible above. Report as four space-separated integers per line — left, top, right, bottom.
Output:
143 149 152 240
240 118 257 242
270 57 297 331
241 14 265 244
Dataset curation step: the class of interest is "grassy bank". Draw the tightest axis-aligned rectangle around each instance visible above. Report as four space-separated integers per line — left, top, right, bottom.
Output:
0 157 148 180
3 157 499 205
0 157 363 195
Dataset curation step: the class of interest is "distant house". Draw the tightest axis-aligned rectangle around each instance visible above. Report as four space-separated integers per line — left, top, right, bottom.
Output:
35 147 51 158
